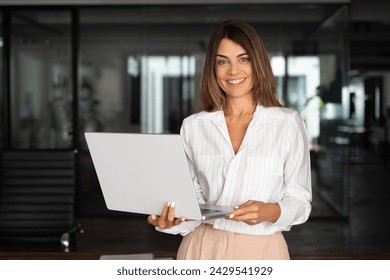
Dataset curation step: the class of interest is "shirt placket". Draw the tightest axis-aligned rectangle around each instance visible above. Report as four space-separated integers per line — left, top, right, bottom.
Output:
212 109 263 206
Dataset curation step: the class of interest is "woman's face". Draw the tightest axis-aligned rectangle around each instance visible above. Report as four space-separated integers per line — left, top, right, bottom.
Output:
215 38 253 101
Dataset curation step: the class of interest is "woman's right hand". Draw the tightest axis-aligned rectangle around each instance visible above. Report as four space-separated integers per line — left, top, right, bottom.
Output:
147 201 186 229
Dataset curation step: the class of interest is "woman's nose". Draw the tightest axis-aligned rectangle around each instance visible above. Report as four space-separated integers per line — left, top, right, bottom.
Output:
227 62 240 75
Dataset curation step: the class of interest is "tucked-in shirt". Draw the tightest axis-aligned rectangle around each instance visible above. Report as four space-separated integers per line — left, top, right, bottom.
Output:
157 105 312 236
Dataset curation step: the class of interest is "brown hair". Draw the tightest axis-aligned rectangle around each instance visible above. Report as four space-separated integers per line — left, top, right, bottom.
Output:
200 20 282 111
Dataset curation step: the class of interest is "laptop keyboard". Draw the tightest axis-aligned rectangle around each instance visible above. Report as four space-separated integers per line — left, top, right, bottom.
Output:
201 208 221 214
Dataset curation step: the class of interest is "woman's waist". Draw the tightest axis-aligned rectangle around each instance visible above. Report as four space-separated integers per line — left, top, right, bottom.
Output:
201 219 282 236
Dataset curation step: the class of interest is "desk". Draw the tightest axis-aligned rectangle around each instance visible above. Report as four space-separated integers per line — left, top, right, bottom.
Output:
0 251 176 260
1 251 390 260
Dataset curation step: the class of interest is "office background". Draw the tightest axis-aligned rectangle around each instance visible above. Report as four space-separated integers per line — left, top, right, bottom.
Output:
0 0 389 259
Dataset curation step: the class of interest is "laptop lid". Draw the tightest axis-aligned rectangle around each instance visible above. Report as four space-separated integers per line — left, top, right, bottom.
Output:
85 132 204 220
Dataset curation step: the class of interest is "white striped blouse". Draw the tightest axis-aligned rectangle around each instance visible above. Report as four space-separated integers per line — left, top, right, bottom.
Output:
158 105 312 236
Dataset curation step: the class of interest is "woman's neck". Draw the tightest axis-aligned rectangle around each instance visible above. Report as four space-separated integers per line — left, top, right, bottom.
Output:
223 98 257 117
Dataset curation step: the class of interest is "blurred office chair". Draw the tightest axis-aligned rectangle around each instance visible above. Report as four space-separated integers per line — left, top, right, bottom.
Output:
0 151 77 251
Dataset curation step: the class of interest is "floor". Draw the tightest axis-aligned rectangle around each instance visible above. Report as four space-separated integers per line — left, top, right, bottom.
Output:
74 151 390 259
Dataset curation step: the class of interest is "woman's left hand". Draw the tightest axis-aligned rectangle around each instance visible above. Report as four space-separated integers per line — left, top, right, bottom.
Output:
226 200 281 225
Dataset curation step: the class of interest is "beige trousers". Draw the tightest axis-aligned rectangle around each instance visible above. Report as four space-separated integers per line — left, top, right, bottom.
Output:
177 224 290 260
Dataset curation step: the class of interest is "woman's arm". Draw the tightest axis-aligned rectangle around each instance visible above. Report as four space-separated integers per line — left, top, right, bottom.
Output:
273 111 312 229
180 118 207 204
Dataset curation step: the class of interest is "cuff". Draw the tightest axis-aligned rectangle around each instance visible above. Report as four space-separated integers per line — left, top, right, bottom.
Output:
272 201 295 230
155 221 201 236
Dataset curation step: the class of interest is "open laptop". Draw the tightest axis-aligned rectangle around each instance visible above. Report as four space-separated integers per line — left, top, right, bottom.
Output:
85 132 232 221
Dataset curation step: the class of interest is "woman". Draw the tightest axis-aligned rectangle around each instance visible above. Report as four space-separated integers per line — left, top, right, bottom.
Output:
147 20 312 260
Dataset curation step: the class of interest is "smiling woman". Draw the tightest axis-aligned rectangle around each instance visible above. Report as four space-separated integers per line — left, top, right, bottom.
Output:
200 20 281 111
215 39 254 102
147 19 312 260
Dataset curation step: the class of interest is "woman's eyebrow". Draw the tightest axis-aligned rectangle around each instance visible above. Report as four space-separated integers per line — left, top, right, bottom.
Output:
216 53 249 58
237 52 249 57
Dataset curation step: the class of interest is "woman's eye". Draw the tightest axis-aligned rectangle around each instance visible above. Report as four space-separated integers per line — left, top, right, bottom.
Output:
240 57 250 62
217 60 228 65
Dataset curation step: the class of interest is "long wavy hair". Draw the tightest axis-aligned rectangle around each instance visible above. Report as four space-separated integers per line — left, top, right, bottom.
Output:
200 20 282 111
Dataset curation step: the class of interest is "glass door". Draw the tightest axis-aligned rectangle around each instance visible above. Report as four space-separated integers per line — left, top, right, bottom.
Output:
0 12 3 149
1 9 77 251
10 10 73 149
285 6 350 218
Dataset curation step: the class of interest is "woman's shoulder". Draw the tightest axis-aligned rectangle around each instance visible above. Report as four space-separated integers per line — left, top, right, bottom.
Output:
183 110 222 122
181 111 221 136
260 106 298 120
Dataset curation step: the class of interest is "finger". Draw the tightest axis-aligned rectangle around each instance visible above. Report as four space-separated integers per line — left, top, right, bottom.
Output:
147 214 158 226
233 200 256 212
157 202 171 228
173 217 186 226
239 200 255 207
159 202 170 220
228 203 257 218
230 212 258 222
166 202 176 227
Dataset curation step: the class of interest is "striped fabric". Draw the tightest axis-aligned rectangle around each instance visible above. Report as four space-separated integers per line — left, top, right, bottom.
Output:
159 105 312 236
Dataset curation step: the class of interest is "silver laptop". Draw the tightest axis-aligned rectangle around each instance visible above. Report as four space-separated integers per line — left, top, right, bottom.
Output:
85 132 231 221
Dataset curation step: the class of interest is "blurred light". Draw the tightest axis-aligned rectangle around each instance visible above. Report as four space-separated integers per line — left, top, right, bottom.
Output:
271 56 285 76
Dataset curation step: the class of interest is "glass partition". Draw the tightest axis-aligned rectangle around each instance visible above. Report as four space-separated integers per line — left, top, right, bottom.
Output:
288 6 350 217
268 6 350 218
0 12 3 149
10 10 72 149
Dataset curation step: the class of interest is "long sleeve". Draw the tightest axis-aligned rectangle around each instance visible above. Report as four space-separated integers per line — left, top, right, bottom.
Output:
179 118 207 204
273 111 312 230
